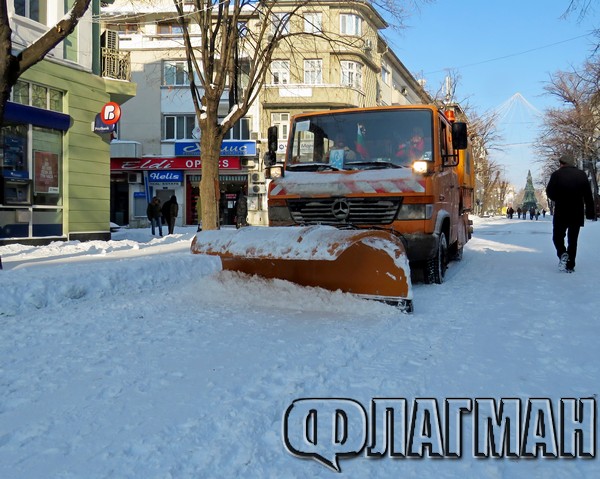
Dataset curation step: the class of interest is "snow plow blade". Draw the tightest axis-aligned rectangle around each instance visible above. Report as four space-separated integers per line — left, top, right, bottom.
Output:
191 225 413 312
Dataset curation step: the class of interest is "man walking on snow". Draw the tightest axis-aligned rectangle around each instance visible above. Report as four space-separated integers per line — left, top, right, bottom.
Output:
546 153 596 273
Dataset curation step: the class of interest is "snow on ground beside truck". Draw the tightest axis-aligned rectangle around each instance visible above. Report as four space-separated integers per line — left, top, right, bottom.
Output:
1 217 599 478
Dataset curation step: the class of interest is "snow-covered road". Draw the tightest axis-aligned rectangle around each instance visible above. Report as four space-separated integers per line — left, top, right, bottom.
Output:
1 217 598 478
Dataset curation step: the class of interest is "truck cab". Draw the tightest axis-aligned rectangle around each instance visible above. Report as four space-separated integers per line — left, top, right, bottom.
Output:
266 105 473 283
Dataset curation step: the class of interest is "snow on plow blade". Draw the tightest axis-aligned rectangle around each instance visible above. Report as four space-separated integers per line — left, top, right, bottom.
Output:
191 225 413 312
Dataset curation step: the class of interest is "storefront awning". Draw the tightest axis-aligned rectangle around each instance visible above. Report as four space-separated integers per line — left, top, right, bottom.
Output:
5 102 72 131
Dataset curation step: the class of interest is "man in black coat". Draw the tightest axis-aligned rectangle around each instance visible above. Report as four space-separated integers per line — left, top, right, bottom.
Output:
546 153 596 272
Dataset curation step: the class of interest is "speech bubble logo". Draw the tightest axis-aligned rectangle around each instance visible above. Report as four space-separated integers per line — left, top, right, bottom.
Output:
283 398 367 472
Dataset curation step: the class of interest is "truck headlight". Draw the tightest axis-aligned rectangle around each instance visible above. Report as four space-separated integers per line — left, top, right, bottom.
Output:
396 204 433 220
412 160 428 174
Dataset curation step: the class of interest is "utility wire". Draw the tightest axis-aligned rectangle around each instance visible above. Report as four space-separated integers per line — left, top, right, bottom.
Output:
423 32 594 75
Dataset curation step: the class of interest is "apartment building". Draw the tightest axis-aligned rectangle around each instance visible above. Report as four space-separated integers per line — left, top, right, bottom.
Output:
101 0 430 227
0 1 136 245
102 1 261 228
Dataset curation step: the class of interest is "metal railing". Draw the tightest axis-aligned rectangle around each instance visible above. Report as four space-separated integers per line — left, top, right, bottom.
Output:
101 48 131 81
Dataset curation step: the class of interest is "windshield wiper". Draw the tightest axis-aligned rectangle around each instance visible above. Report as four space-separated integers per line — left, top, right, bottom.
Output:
287 163 341 172
345 160 402 169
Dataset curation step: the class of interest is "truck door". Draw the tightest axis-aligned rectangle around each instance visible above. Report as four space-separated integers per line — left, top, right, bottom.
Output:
439 118 460 243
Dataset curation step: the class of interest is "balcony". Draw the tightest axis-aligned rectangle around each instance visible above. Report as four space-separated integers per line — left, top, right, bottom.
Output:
262 83 366 109
101 47 131 81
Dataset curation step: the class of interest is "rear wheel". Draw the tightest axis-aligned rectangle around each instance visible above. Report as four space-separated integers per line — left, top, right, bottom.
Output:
424 232 448 284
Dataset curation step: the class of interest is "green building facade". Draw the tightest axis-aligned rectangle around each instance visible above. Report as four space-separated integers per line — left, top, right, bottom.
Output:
0 1 135 244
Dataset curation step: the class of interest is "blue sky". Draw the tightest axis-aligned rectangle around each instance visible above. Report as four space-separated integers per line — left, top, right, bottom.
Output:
384 0 598 187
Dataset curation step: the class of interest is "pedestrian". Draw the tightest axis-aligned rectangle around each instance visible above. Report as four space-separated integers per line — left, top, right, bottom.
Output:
529 206 535 220
196 193 202 232
535 209 540 220
517 207 522 219
235 186 248 229
161 196 172 234
542 209 546 218
162 195 179 235
545 153 596 273
146 196 163 236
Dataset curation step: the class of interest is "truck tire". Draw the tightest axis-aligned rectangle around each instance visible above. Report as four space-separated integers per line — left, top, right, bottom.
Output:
450 243 463 261
424 232 448 284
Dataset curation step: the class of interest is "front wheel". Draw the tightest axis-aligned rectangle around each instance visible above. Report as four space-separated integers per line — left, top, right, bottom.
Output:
424 232 448 284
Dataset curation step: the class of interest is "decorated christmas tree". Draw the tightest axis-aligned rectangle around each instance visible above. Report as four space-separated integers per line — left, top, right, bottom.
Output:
521 170 538 211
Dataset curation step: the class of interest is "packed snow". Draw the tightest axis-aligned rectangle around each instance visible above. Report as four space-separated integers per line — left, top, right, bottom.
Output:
1 215 599 478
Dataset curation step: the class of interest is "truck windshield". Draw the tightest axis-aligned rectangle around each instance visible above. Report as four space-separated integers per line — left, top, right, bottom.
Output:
286 109 433 170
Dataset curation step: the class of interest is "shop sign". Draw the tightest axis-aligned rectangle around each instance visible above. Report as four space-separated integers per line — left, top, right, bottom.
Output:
111 157 241 170
93 102 121 134
147 170 183 186
93 114 116 133
174 140 257 157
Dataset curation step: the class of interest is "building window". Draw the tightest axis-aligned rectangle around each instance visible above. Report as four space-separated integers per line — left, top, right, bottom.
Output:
270 60 290 85
271 12 290 35
12 81 30 106
304 12 322 33
304 59 322 85
157 22 184 35
12 81 64 112
164 115 196 140
271 113 289 141
221 117 251 140
340 13 361 36
164 61 190 86
381 64 390 85
238 21 248 37
14 0 46 23
341 61 362 89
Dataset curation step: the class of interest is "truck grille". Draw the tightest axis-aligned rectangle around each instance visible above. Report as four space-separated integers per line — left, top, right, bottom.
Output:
288 197 401 225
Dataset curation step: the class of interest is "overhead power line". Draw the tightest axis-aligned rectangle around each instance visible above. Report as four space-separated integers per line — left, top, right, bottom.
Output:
423 32 594 75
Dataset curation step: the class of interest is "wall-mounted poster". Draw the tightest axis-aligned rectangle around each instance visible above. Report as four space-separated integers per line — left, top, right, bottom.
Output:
34 151 59 194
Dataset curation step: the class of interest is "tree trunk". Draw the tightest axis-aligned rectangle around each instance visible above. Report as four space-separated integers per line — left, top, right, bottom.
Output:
199 117 224 231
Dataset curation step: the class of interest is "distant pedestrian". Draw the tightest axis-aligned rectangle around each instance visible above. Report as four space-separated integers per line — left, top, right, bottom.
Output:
146 196 163 236
517 207 522 219
235 187 248 229
535 210 540 220
545 153 596 273
529 206 535 220
542 209 546 218
196 193 202 232
162 195 179 235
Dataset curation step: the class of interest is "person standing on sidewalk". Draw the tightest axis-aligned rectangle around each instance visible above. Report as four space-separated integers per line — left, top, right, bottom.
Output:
146 196 163 237
546 153 596 272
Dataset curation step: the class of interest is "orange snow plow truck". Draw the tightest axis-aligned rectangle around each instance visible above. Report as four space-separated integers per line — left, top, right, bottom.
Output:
191 105 474 312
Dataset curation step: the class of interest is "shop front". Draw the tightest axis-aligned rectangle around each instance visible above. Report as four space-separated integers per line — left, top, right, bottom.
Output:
110 140 257 228
0 101 71 242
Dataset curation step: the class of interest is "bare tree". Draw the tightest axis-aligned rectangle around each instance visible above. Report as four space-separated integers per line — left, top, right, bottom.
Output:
537 64 600 207
173 0 432 230
466 109 505 215
561 0 596 23
0 1 92 123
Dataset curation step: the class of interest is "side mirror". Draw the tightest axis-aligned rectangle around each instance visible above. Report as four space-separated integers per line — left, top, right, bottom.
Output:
452 122 468 150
